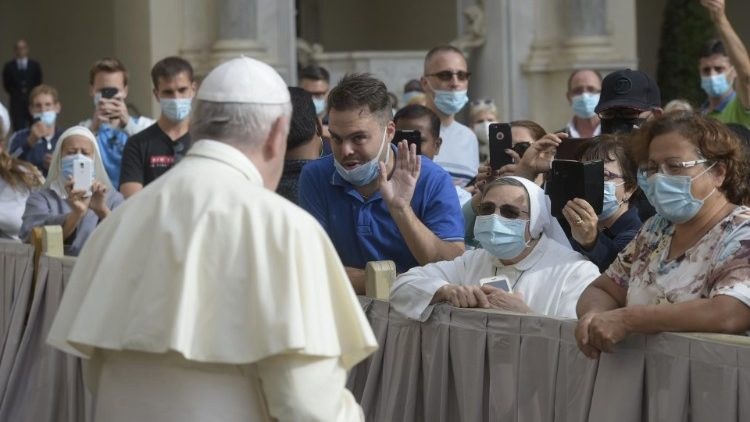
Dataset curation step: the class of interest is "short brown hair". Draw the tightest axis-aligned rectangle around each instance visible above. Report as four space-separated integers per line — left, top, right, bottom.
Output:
327 73 391 122
89 57 128 86
629 111 749 205
581 134 637 193
150 56 194 88
29 84 59 103
510 120 546 141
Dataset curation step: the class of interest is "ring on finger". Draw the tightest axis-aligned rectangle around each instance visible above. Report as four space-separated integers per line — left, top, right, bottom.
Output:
575 218 584 225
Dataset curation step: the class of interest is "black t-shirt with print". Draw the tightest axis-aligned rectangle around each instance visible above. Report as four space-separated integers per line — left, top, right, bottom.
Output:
119 123 191 187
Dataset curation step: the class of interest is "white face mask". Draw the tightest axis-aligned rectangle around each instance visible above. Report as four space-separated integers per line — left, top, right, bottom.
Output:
473 121 492 144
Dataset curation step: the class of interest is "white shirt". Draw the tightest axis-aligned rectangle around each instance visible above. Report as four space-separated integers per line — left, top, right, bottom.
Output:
434 121 479 187
48 140 377 421
0 178 29 239
0 102 9 136
566 118 601 138
390 235 600 321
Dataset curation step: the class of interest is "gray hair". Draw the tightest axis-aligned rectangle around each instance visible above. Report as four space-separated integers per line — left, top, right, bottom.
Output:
189 100 292 148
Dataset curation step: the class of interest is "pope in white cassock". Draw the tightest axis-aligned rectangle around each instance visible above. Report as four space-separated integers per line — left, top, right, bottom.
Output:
47 57 377 421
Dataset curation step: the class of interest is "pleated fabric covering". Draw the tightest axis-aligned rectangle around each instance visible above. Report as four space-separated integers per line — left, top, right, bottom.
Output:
347 300 750 422
0 255 91 422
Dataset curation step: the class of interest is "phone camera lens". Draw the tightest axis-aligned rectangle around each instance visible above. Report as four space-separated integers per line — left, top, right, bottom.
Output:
496 132 504 141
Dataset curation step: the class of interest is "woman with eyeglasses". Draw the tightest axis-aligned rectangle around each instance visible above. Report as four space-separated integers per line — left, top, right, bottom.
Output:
562 135 643 272
576 112 750 359
391 176 600 321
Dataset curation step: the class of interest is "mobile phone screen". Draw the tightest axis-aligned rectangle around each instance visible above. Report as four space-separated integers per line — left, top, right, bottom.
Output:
485 280 511 292
393 130 422 155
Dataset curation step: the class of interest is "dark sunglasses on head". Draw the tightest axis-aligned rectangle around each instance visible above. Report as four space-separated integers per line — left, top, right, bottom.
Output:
427 70 471 82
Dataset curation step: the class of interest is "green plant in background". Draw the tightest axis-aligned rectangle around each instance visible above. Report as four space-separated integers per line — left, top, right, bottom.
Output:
657 0 714 108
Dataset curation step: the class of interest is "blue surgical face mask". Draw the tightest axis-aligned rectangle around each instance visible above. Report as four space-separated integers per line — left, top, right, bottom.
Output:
701 73 731 98
474 214 530 259
648 163 716 224
599 181 624 220
160 98 192 122
571 93 600 119
34 110 57 127
334 127 390 187
313 97 326 116
433 89 469 115
61 153 95 182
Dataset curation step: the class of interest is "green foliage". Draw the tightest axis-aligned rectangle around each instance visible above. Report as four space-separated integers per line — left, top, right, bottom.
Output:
656 0 715 107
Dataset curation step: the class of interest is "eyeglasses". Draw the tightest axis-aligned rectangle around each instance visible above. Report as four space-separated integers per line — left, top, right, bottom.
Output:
426 70 471 82
477 202 530 219
638 159 711 178
597 108 647 120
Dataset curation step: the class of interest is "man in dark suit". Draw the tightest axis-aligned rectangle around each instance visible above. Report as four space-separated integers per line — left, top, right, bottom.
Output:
3 39 42 131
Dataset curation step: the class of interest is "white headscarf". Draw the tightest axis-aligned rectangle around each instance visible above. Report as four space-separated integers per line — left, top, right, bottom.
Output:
45 126 113 199
501 176 572 249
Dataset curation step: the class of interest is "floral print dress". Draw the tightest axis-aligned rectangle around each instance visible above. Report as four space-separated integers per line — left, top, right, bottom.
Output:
605 206 750 307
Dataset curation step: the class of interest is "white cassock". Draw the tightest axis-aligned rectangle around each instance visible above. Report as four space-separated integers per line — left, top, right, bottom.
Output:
390 235 600 321
47 140 378 422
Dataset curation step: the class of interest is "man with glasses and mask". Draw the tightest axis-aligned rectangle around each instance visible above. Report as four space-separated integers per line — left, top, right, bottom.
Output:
421 45 479 187
698 0 750 126
299 73 465 294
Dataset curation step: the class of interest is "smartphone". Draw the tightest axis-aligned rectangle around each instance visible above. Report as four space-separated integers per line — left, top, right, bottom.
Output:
392 129 421 155
479 275 512 293
546 159 604 217
489 123 513 171
100 87 118 99
555 137 594 161
72 157 94 193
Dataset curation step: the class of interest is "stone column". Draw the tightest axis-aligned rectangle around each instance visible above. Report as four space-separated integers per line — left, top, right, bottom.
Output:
209 0 270 67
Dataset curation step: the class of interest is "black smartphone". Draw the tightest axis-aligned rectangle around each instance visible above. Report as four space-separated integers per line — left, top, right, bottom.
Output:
555 137 594 161
100 87 119 99
393 129 422 155
489 123 513 171
546 159 604 217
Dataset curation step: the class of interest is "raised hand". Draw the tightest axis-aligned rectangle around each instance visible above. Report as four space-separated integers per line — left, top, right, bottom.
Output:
379 140 421 211
563 198 599 249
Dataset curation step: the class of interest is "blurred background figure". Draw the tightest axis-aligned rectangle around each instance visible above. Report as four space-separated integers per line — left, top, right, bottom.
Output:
3 39 42 131
469 99 498 163
403 79 426 107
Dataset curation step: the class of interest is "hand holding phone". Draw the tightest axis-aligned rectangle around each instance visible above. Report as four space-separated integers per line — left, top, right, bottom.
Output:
489 123 514 171
479 275 512 293
72 157 94 194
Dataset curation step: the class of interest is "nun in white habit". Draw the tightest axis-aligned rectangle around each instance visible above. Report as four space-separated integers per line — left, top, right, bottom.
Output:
20 125 122 255
391 176 600 321
47 57 377 421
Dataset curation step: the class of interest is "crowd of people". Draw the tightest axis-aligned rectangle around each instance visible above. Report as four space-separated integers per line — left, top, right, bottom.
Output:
1 0 750 419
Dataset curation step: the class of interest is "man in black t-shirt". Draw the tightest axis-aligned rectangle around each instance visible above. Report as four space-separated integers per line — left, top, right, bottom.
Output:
120 57 196 198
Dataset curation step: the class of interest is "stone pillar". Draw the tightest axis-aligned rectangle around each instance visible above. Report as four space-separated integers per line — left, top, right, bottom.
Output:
209 0 270 68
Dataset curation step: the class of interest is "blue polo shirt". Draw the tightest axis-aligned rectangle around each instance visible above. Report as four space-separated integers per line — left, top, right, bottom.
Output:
299 148 465 273
9 127 62 176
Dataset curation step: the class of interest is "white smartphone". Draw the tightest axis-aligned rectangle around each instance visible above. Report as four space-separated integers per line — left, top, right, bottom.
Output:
72 157 93 193
479 275 512 292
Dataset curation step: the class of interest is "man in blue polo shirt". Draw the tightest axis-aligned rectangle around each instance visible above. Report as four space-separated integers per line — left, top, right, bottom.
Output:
299 73 465 294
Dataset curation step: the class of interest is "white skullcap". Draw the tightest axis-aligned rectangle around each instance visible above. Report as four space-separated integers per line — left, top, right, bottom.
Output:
196 56 290 104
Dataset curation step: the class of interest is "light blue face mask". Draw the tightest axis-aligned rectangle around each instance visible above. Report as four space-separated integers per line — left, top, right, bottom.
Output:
648 163 716 224
598 181 623 220
571 93 600 119
433 89 469 115
160 98 192 122
61 153 95 182
313 97 326 115
701 73 731 98
34 110 57 127
474 214 530 259
334 127 390 187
